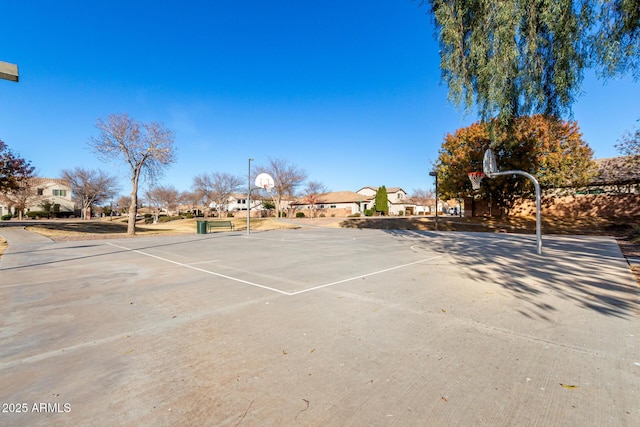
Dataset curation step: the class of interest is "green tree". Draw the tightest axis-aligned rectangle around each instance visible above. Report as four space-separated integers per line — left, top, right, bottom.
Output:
89 114 176 235
374 186 389 215
426 0 640 122
436 115 596 215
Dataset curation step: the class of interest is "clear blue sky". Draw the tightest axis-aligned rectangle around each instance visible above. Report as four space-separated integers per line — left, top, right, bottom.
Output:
2 0 638 198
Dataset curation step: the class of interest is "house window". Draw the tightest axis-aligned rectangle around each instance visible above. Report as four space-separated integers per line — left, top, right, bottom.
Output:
37 188 44 196
53 189 67 197
330 205 336 208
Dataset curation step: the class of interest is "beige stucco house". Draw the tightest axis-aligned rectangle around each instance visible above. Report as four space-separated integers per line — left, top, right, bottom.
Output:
0 177 74 217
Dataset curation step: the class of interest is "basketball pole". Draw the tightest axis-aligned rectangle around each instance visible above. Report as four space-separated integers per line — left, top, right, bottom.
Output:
488 170 542 255
247 158 253 235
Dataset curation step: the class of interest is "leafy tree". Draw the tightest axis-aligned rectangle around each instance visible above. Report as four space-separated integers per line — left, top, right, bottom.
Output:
255 158 307 218
61 167 120 220
1 140 36 219
436 115 596 215
88 114 176 235
594 0 640 80
426 0 640 122
1 139 35 195
374 186 389 215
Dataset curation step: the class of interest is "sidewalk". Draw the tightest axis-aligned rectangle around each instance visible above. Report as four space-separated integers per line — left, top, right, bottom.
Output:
0 226 53 244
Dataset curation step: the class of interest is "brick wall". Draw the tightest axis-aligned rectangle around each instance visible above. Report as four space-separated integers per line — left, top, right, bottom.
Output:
467 194 640 217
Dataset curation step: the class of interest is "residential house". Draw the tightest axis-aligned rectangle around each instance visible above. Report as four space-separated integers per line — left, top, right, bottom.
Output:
226 193 267 216
291 191 371 217
356 186 416 215
583 156 640 194
1 177 74 217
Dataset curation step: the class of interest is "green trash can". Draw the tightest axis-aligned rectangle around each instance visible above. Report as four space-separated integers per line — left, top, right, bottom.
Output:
196 220 208 234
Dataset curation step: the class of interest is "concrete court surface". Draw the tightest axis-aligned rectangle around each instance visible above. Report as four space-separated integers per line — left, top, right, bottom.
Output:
0 226 638 426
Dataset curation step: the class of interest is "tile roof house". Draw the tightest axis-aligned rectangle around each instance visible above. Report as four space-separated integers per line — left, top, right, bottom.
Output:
586 156 640 194
291 191 371 216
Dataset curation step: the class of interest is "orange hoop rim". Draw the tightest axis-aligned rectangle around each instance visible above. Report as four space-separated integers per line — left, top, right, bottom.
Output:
468 171 486 178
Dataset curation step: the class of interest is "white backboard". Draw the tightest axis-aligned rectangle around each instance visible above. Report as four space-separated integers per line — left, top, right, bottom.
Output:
483 149 498 177
255 173 275 190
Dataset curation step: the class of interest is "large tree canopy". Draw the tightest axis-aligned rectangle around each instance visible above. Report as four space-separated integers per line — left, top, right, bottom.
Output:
427 0 640 121
436 115 596 214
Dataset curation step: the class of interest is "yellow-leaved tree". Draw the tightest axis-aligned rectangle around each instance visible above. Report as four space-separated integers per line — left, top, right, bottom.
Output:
436 115 596 215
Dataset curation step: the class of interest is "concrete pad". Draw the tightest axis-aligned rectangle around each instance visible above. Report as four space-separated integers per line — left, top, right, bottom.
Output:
0 227 638 425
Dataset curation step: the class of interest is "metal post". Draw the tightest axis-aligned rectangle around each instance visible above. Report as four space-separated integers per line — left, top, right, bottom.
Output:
429 171 438 231
490 170 542 255
247 158 253 235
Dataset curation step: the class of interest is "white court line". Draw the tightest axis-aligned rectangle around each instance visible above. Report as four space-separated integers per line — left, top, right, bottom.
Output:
106 237 498 297
105 242 290 296
187 260 221 265
288 253 449 296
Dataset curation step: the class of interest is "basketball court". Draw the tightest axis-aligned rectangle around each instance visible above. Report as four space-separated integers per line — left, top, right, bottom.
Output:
1 226 638 425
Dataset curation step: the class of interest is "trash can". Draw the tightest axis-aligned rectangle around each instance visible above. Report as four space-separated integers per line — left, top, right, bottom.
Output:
196 220 208 234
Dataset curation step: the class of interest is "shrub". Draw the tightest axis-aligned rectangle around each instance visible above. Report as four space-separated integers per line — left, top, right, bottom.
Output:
319 213 326 217
185 213 193 219
347 213 361 217
227 212 234 218
296 212 306 218
1 214 12 221
364 209 373 217
398 210 404 216
26 211 46 219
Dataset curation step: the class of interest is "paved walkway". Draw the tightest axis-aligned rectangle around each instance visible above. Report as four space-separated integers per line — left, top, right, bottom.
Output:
0 225 53 244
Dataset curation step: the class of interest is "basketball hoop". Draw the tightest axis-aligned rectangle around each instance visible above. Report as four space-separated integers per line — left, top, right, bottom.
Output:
255 173 275 193
468 171 485 190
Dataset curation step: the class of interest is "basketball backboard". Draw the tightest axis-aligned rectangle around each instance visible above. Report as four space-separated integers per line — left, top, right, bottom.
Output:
255 173 275 191
483 149 498 177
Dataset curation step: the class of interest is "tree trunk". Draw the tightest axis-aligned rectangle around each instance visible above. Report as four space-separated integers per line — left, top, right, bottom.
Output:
127 176 139 235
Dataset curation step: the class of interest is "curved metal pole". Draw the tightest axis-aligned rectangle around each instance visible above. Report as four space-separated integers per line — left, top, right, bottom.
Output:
488 170 542 255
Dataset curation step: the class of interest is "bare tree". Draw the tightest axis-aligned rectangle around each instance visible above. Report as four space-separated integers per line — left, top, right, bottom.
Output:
1 176 38 220
616 119 640 170
255 158 307 217
88 113 176 234
145 185 180 222
301 181 328 219
410 188 435 214
61 167 119 220
116 195 130 215
179 190 200 216
192 172 242 218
